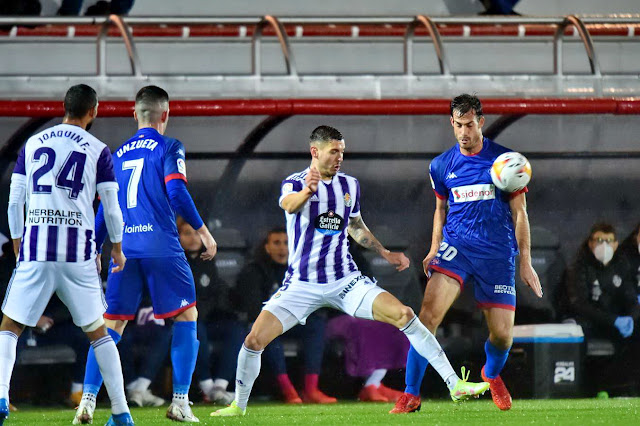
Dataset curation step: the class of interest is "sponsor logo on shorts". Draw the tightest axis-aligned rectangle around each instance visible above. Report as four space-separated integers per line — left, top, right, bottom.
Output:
338 275 368 299
180 299 189 307
494 285 515 296
451 184 495 203
315 210 344 236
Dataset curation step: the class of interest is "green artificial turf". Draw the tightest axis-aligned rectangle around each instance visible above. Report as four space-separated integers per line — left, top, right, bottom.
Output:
4 399 640 425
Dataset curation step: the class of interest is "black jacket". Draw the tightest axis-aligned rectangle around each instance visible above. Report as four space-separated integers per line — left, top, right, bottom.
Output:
566 245 640 335
185 251 236 321
618 236 640 295
235 254 287 322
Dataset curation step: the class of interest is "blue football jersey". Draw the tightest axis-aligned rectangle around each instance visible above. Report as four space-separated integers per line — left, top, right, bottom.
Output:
429 138 527 259
111 127 188 258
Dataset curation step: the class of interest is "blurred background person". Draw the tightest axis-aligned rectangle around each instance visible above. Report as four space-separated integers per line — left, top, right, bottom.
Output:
565 222 640 395
235 227 337 404
178 218 244 405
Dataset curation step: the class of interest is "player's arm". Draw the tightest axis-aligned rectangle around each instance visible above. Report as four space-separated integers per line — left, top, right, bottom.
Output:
347 215 410 272
422 195 447 276
510 192 543 298
7 173 26 258
7 147 27 258
166 179 217 260
97 183 126 273
280 166 320 214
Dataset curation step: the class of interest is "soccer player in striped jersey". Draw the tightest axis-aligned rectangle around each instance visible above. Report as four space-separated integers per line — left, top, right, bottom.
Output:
212 125 489 417
74 86 217 424
1 84 133 426
392 94 543 414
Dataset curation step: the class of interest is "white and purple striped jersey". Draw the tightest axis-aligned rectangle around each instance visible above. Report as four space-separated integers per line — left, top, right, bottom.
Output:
279 168 361 284
12 123 117 262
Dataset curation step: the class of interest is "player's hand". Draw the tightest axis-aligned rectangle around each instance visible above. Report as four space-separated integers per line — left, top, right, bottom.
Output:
198 226 218 261
12 238 21 259
35 316 54 334
520 260 543 298
422 249 439 277
95 255 102 274
382 250 410 272
305 166 321 193
110 245 126 273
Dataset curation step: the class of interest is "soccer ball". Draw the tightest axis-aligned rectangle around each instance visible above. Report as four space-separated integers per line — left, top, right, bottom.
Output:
490 152 531 192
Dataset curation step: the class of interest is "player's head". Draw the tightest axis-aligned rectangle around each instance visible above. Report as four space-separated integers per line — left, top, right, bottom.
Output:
309 125 345 178
450 94 485 154
587 222 618 265
263 227 288 265
63 84 98 129
177 217 202 253
134 85 170 133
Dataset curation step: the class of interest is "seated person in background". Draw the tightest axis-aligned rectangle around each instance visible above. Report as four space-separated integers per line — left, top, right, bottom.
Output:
565 222 640 393
618 223 640 300
235 227 337 404
178 218 244 405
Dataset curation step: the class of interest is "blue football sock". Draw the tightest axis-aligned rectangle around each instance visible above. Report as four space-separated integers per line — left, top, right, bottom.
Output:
83 328 121 396
404 345 429 396
483 339 510 379
171 321 199 396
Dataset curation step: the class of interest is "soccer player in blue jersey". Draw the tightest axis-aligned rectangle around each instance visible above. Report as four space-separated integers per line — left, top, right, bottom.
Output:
2 84 133 426
392 94 543 413
74 86 217 424
212 125 489 418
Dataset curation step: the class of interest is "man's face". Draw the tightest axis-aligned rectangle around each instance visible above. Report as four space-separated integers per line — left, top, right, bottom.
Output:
312 140 345 177
265 232 288 265
588 231 618 253
450 109 485 153
179 223 202 252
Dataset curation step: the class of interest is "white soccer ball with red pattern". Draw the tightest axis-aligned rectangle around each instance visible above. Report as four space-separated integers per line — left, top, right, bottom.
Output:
490 152 532 193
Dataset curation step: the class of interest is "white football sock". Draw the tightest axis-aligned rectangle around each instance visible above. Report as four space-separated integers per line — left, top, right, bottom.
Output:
91 335 129 415
0 331 18 401
235 344 263 410
401 316 458 390
364 369 387 387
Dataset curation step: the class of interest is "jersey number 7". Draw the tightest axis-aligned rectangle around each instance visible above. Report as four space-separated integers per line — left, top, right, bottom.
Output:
122 158 144 208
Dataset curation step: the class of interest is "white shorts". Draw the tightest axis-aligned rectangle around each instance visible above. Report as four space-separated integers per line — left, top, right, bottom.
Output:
2 260 106 328
263 272 387 333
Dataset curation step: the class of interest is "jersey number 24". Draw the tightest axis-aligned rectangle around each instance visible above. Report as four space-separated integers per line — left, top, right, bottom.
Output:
32 147 86 199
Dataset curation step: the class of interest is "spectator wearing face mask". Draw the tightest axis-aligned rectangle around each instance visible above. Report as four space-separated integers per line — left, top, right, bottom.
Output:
565 222 640 395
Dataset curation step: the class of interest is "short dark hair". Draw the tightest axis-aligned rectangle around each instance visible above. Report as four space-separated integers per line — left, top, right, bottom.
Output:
309 125 343 144
589 222 617 240
450 93 483 118
135 85 169 124
266 227 286 242
63 84 98 119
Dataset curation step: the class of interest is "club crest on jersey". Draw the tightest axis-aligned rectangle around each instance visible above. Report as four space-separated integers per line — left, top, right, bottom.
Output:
451 184 495 203
343 193 352 207
315 210 344 236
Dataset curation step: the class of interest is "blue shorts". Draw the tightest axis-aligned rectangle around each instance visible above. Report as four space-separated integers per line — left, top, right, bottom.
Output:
428 240 516 311
105 254 196 320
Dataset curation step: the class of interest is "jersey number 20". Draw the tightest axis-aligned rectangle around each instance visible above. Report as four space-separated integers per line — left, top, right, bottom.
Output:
123 158 144 208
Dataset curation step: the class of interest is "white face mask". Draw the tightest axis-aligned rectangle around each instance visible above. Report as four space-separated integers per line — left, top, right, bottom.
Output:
594 242 614 266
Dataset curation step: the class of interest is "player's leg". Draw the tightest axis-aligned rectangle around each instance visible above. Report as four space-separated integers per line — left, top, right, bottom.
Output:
57 260 134 425
405 272 461 397
474 255 516 410
142 255 199 422
0 261 55 423
481 307 515 410
300 312 336 403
